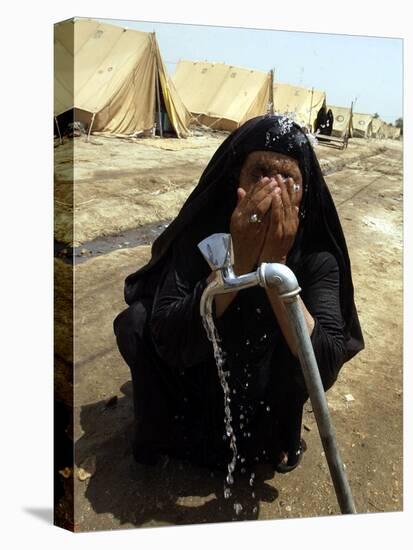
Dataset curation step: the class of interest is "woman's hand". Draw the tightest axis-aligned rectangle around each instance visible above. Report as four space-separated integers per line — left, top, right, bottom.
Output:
259 175 300 265
230 177 278 275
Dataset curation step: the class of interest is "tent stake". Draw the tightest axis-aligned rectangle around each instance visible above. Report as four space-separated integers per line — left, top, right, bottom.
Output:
87 113 96 142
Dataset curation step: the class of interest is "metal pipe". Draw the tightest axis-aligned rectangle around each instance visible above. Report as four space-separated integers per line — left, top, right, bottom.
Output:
282 297 356 514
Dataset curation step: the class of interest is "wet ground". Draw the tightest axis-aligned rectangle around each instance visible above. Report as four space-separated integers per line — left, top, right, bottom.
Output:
54 133 403 531
55 220 172 264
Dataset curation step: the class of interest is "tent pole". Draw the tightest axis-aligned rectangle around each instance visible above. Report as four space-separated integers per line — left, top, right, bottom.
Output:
155 65 163 138
349 101 354 138
269 69 274 115
55 116 63 145
87 113 96 142
309 87 314 130
152 32 163 139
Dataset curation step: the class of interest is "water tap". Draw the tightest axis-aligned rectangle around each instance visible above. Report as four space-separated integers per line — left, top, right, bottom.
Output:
198 233 301 318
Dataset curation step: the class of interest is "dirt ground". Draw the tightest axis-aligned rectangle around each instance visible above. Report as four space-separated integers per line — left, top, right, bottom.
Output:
54 131 403 531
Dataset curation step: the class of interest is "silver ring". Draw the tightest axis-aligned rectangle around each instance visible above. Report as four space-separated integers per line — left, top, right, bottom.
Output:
249 213 259 223
293 183 301 193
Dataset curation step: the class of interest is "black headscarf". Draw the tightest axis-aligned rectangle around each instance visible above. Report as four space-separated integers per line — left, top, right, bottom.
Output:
124 114 364 361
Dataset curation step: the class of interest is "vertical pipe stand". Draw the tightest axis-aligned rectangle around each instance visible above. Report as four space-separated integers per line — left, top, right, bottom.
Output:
282 295 356 514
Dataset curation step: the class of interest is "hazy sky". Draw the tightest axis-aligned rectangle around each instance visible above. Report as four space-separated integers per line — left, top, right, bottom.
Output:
100 17 403 124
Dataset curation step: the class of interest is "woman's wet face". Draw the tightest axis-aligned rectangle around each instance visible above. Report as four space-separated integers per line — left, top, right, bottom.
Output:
239 151 303 208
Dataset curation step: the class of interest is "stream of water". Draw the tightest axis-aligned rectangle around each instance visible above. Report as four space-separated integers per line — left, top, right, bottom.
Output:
202 295 256 516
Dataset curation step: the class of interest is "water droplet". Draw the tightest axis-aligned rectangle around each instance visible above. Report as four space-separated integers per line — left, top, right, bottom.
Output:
266 406 271 412
226 473 234 485
224 487 231 499
234 502 243 515
245 339 250 346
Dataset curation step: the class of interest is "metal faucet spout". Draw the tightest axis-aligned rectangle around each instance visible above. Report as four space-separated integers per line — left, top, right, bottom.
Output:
199 265 262 319
197 234 302 317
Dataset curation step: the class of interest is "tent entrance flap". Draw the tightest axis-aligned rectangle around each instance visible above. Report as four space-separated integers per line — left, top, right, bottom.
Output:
155 70 175 137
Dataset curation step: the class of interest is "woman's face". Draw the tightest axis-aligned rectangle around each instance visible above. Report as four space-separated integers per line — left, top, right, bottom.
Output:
238 151 303 209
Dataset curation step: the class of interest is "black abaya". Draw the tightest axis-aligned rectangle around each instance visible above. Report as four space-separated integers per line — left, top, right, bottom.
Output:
114 114 364 470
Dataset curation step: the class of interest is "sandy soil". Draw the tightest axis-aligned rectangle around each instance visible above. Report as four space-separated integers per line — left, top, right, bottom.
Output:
54 132 403 530
54 133 386 246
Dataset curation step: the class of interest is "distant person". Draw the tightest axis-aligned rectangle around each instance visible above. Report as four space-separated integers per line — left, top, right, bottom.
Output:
114 114 364 473
315 106 334 135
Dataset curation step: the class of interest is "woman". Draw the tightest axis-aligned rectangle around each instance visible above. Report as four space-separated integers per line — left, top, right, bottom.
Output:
114 115 364 473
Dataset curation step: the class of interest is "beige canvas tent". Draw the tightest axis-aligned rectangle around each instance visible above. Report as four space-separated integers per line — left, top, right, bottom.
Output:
352 112 373 138
390 126 401 139
54 18 191 137
327 105 353 138
273 83 326 131
173 60 271 132
383 124 401 140
370 117 384 138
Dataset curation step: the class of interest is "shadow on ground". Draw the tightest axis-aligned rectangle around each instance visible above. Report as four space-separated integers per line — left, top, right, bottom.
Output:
76 382 281 529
